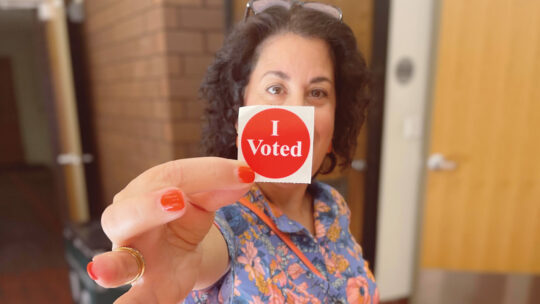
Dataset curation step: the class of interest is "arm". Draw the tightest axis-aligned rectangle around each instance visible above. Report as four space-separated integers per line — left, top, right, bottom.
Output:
90 157 253 304
193 224 230 290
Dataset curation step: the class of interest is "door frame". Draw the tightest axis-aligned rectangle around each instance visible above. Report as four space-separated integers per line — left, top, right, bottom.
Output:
374 0 439 301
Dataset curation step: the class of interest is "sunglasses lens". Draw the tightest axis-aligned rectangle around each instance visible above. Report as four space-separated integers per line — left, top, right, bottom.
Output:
252 0 290 14
248 0 342 21
303 2 342 20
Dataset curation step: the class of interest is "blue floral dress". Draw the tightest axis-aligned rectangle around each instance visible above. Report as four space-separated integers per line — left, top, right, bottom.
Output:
184 181 379 303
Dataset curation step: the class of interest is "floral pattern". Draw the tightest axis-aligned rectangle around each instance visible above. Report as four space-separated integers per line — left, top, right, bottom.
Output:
184 181 378 303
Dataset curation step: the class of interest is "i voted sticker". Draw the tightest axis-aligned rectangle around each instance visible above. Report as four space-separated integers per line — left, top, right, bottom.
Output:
238 105 314 183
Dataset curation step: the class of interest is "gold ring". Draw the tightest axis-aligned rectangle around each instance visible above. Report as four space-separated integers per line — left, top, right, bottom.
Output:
114 246 146 285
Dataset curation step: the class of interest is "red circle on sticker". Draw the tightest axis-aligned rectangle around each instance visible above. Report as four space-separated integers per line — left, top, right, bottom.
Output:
241 108 310 178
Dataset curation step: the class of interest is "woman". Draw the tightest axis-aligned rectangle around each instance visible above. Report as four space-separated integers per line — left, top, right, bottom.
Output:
87 1 378 303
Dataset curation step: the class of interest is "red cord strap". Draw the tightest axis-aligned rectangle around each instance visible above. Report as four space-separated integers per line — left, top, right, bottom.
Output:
238 197 325 280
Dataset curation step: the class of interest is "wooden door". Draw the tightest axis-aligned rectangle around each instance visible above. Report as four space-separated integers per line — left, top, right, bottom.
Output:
231 0 373 243
420 0 540 273
0 57 25 165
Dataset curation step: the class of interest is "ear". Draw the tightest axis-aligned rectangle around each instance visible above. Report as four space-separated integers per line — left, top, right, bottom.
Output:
327 142 332 153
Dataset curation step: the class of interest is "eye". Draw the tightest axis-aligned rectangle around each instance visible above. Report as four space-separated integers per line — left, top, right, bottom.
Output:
266 85 285 95
309 89 328 98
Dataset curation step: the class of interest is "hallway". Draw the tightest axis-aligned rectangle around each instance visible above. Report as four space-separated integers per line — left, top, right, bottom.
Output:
0 166 72 303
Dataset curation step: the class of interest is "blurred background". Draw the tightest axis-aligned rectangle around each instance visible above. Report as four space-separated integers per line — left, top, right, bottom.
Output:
0 0 538 303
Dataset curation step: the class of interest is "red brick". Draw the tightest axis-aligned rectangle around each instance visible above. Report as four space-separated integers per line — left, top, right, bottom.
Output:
163 123 174 143
167 77 202 98
84 0 230 205
156 143 174 162
91 33 167 68
184 100 205 119
204 0 224 9
172 145 188 159
133 33 168 57
85 7 107 33
184 55 213 76
178 8 224 30
186 143 202 157
115 0 157 27
168 100 186 121
153 99 174 120
91 64 115 83
146 56 167 77
135 59 152 79
163 7 180 28
142 79 170 98
205 31 224 53
97 79 168 99
172 142 202 159
89 44 120 66
123 100 166 120
147 6 168 31
105 116 163 141
169 121 202 142
86 1 123 34
86 0 157 34
86 29 109 49
112 14 146 42
165 55 183 76
84 0 113 15
166 31 205 53
87 7 165 47
159 0 203 6
94 33 165 65
144 120 168 140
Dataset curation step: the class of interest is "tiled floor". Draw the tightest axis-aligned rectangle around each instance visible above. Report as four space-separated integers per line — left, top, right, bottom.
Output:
415 269 540 304
0 166 72 303
3 166 538 304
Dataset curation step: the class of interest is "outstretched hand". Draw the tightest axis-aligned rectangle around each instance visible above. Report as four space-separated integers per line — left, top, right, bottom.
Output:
87 157 255 304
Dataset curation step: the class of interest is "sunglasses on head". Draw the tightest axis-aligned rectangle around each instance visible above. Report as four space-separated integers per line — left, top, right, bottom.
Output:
243 0 343 22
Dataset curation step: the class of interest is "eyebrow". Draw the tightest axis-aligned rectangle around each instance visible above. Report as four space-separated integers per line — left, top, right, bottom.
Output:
262 70 290 80
310 76 333 85
262 71 333 84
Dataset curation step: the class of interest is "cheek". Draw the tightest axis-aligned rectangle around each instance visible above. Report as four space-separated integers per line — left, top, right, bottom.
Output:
314 108 335 143
312 109 335 172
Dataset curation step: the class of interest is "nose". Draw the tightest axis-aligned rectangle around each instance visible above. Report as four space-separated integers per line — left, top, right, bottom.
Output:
285 90 308 106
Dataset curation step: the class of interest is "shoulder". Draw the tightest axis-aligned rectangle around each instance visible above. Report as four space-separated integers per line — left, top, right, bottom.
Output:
310 181 350 218
214 192 267 256
214 203 249 249
215 202 261 236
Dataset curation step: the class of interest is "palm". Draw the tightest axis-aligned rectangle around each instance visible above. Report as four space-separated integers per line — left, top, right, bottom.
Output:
128 226 205 303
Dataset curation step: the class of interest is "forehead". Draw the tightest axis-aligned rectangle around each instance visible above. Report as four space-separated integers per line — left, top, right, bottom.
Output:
252 33 334 80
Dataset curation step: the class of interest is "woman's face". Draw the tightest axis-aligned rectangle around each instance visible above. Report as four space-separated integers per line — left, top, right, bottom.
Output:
243 33 336 175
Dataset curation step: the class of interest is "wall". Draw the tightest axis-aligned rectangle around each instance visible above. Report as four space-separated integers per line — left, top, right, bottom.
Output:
83 0 224 201
0 10 53 166
374 0 436 301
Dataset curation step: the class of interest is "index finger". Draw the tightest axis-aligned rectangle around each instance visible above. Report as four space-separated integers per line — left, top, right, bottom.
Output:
114 157 254 203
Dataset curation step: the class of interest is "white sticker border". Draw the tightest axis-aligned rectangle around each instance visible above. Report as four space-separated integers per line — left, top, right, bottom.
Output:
237 105 314 184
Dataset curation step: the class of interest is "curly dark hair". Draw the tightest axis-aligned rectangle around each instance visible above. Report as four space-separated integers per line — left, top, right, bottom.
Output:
200 5 371 174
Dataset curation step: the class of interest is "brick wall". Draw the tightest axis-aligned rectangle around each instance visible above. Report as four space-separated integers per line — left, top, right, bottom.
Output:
84 0 224 202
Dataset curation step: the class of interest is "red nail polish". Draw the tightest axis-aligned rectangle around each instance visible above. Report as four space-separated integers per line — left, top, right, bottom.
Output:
87 261 98 280
161 190 185 211
238 166 255 183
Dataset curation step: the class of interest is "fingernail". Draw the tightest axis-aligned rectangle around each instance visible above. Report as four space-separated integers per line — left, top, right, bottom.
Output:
161 190 185 212
237 166 255 183
87 261 98 280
